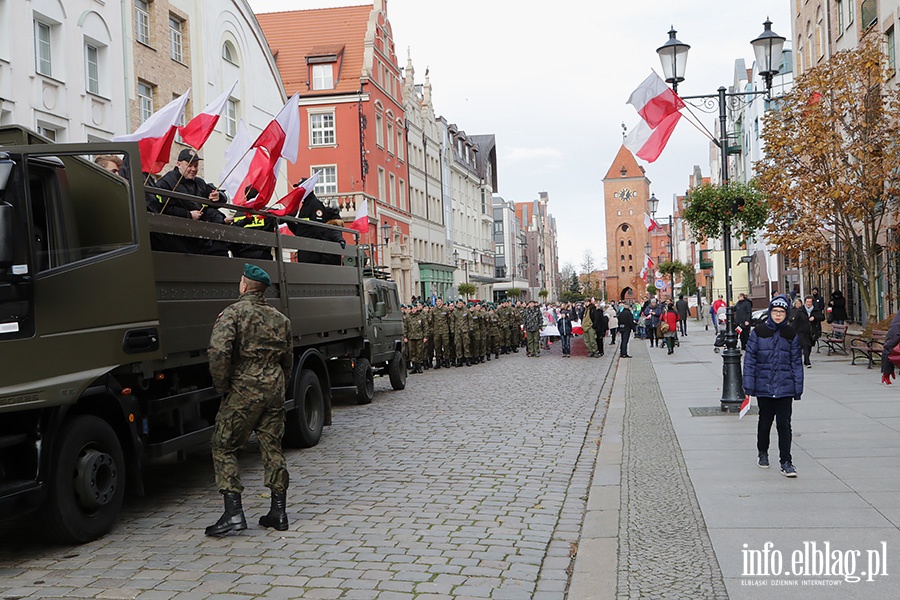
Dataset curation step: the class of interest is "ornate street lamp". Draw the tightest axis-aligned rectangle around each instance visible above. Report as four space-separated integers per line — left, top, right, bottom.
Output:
380 220 391 266
656 19 784 409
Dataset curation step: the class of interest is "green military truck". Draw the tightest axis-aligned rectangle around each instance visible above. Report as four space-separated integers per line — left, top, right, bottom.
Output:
0 127 405 543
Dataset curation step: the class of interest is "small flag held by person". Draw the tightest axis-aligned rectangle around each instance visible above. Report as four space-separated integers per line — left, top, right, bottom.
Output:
739 395 751 419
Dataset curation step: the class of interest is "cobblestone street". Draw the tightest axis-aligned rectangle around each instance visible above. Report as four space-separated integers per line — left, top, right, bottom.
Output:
0 343 614 600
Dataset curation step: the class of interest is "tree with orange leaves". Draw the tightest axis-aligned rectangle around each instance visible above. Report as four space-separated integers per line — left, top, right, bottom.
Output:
757 37 900 324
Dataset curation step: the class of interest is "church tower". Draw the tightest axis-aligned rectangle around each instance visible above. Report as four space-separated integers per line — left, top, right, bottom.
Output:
603 146 652 302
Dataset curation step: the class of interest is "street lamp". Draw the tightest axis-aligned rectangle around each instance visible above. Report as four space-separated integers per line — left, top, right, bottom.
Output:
648 192 675 299
380 221 391 266
453 249 469 286
656 19 784 409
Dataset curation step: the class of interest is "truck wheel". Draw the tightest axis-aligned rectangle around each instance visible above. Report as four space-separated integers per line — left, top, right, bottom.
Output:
353 358 375 405
387 351 407 390
42 415 126 544
284 369 324 448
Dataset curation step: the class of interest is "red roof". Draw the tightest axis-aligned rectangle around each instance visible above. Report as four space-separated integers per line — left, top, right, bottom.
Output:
604 145 645 180
257 5 372 95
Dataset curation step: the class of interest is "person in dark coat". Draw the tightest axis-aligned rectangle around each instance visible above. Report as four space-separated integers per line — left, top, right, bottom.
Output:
593 304 609 357
675 294 689 336
881 310 900 385
743 295 804 477
810 287 826 313
643 299 663 348
288 185 345 264
617 303 635 358
789 295 825 368
154 149 230 255
827 290 847 325
557 307 573 357
734 292 754 350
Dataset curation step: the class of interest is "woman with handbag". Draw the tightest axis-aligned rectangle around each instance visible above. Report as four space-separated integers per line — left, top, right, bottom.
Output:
880 310 900 384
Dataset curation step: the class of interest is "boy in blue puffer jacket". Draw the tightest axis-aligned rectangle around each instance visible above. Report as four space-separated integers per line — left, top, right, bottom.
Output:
743 295 804 477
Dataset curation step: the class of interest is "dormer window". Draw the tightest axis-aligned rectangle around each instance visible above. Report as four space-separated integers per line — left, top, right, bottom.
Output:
307 45 343 91
312 64 333 90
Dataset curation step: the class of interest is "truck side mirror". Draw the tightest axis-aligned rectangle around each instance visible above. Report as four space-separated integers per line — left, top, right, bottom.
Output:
374 301 387 318
0 202 13 268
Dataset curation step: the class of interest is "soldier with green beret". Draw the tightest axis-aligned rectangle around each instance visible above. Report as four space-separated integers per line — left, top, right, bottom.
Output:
206 263 293 536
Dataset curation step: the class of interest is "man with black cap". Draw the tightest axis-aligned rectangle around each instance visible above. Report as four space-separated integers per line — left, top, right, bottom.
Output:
155 149 230 255
206 264 293 536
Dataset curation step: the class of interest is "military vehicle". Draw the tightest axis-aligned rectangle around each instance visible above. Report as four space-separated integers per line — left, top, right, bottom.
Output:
0 127 405 543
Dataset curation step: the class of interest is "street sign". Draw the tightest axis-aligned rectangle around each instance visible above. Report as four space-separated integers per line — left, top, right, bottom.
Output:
655 279 665 289
739 255 752 263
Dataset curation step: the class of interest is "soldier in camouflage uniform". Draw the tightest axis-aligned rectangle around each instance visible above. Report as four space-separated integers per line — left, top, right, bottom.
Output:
451 298 472 366
405 302 428 373
422 303 434 369
487 304 501 359
523 299 543 357
400 304 411 368
498 299 512 354
471 303 485 363
206 264 293 536
431 298 452 369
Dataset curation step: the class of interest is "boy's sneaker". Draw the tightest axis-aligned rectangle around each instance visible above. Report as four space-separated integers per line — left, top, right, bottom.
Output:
757 453 769 468
780 461 797 477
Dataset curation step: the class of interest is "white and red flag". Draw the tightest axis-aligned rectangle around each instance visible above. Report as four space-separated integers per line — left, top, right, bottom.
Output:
266 171 321 217
624 71 684 163
219 120 254 199
235 147 277 209
178 81 237 150
347 198 371 233
644 213 661 232
114 89 190 174
739 395 751 419
252 92 301 164
644 254 655 271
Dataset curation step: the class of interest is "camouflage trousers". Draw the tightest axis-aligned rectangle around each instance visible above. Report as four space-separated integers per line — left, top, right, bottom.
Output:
212 391 289 494
526 330 541 356
432 331 450 360
454 329 471 360
408 338 424 364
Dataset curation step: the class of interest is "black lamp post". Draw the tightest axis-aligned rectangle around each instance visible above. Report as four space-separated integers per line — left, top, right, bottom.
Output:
648 192 675 299
656 19 785 409
452 249 469 286
380 221 391 266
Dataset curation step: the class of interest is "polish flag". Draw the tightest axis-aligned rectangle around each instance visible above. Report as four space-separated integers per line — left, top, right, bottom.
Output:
178 81 237 150
266 171 321 217
644 254 655 271
644 213 661 232
114 90 190 174
627 71 685 128
219 120 254 200
739 395 751 419
347 198 371 233
235 147 277 209
624 111 682 163
252 92 301 164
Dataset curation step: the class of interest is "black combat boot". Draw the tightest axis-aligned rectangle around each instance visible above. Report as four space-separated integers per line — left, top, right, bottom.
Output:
259 491 289 531
434 360 442 370
486 354 491 361
205 491 247 537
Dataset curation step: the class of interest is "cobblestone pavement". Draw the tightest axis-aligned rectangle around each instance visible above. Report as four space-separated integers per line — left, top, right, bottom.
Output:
617 339 728 599
0 341 613 600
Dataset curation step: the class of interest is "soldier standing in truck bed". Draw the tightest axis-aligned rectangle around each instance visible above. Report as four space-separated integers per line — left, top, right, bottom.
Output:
206 264 293 537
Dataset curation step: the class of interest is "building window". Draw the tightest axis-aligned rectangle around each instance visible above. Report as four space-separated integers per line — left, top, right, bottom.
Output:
222 41 238 64
848 0 854 24
397 128 404 161
312 166 337 195
496 243 504 256
310 112 335 146
312 64 334 90
493 221 503 234
628 239 632 246
169 16 184 63
621 266 626 273
375 112 384 147
85 43 100 95
34 20 52 76
837 0 844 31
621 255 625 262
620 240 624 247
225 98 238 138
888 27 897 73
135 0 150 46
387 121 394 154
377 167 385 201
629 266 634 272
389 173 395 205
398 179 405 210
37 124 57 141
138 81 153 124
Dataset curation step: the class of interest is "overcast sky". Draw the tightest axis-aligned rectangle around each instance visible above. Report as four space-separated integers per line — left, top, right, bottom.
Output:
247 0 792 272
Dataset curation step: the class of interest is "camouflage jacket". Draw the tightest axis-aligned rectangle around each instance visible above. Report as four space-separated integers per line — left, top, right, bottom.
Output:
209 292 293 398
523 306 543 332
406 312 428 339
431 306 452 334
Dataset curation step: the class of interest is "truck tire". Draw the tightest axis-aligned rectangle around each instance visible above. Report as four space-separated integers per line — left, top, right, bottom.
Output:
284 369 324 448
42 415 126 544
353 358 375 405
387 351 407 390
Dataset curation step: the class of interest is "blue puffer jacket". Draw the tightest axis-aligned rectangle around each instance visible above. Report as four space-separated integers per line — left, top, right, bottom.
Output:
743 323 804 399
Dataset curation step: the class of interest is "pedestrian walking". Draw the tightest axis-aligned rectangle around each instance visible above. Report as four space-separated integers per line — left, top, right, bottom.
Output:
789 295 824 368
644 299 662 348
206 264 293 536
558 306 574 357
583 302 598 356
743 295 803 477
712 295 726 334
661 305 678 355
734 292 753 351
618 302 635 358
675 294 689 336
827 290 847 325
606 303 619 344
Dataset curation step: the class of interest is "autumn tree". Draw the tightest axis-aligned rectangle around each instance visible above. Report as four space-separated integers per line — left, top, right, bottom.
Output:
756 37 900 324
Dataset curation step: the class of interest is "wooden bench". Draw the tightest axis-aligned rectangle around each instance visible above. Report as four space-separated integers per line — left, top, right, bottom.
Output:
851 329 888 369
820 324 849 356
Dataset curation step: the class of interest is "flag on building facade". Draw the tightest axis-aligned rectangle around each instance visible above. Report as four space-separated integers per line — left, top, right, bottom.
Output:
178 81 237 150
113 90 190 174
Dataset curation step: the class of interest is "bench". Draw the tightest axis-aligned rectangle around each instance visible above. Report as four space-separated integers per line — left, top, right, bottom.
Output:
820 324 849 356
851 329 888 369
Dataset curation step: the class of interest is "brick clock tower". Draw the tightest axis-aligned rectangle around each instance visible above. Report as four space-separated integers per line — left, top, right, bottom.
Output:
603 146 652 302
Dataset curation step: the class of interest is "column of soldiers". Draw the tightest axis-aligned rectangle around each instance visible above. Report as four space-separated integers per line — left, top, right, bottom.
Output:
401 298 527 372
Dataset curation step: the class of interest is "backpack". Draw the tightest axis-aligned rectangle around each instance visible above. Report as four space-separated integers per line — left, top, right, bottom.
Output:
659 321 670 334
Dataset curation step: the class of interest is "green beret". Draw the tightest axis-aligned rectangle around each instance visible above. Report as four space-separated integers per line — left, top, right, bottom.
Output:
243 263 272 286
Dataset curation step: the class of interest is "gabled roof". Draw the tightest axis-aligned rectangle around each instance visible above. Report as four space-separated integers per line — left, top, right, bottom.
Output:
257 5 372 95
603 145 645 181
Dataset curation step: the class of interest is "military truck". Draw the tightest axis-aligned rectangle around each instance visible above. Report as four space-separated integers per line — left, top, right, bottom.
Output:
0 127 405 543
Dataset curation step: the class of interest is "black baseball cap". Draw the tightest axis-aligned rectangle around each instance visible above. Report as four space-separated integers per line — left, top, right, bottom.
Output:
177 149 202 162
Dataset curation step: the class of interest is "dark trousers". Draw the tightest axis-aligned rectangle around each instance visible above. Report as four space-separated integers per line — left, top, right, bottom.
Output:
597 335 605 355
620 329 631 356
610 328 617 344
561 334 572 355
802 345 812 366
740 328 750 350
647 325 658 346
679 317 687 336
757 396 793 463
